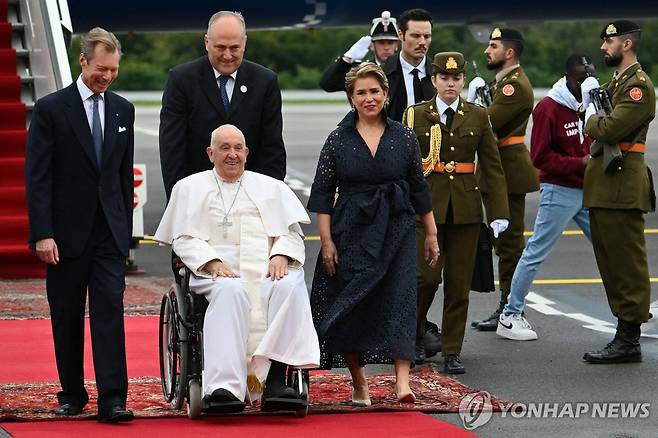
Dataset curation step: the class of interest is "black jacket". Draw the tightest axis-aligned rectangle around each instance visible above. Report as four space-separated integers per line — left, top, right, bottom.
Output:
159 56 286 198
25 83 135 257
319 57 361 93
382 54 435 122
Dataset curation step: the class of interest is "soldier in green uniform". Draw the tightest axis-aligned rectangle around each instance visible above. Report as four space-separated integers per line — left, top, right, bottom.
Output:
580 20 655 364
467 28 540 331
404 52 509 373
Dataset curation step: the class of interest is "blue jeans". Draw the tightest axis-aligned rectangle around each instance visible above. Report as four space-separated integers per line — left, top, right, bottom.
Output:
504 183 592 315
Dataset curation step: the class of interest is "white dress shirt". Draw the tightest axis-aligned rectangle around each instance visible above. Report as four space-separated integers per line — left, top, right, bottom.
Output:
76 75 105 134
399 54 427 107
213 68 238 103
434 96 460 125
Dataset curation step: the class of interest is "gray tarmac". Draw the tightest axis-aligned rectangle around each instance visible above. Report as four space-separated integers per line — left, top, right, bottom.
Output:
132 102 657 437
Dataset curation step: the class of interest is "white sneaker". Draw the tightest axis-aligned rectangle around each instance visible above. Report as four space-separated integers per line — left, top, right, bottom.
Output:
497 313 538 341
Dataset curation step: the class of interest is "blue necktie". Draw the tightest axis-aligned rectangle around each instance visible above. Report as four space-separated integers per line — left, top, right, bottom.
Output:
91 94 103 167
218 75 230 112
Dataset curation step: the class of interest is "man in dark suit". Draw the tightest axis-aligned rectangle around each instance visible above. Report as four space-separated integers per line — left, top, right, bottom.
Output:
25 28 134 423
159 10 285 199
382 8 435 122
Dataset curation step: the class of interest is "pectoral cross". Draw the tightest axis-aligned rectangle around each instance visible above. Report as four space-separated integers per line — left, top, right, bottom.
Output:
220 216 232 238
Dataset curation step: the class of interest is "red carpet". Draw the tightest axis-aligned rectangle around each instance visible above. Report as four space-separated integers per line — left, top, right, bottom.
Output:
0 315 501 438
0 0 41 278
0 317 159 384
2 412 475 437
0 317 505 420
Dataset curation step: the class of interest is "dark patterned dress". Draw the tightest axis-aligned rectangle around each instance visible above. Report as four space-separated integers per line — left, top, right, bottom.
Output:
308 111 432 368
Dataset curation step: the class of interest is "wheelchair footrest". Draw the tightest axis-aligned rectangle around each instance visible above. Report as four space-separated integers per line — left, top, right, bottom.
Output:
261 397 307 412
203 399 246 414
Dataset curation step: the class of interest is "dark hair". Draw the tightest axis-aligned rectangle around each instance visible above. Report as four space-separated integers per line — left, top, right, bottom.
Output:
398 8 433 33
625 31 641 53
565 53 592 72
501 39 524 59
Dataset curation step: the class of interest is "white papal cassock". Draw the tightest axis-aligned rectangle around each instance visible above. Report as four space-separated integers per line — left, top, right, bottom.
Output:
154 170 320 402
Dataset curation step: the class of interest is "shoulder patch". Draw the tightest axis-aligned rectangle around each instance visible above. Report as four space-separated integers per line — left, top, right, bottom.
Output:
502 84 515 96
630 87 643 101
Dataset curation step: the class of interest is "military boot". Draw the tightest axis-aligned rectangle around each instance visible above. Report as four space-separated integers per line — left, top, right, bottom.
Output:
471 300 506 331
583 319 642 364
424 321 442 358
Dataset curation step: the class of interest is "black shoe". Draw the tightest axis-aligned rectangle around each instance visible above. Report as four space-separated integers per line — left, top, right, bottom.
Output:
472 302 505 331
54 403 84 416
261 361 304 412
423 325 442 357
583 319 642 364
204 388 246 413
443 355 466 374
414 342 426 364
97 405 134 423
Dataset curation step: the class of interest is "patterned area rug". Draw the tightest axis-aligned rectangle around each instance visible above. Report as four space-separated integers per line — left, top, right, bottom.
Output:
0 365 505 421
0 277 169 319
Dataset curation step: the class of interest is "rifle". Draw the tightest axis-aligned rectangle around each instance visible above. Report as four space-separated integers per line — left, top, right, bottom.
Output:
472 60 492 107
582 57 622 172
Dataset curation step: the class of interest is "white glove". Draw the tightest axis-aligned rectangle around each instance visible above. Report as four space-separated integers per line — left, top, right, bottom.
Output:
344 36 372 62
490 219 509 238
584 103 596 125
580 77 600 109
467 77 486 103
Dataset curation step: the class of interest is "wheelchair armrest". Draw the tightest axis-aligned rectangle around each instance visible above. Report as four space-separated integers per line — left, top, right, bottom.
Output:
172 253 192 290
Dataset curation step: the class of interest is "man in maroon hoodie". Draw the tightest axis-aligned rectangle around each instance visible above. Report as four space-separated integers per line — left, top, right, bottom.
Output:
496 54 594 341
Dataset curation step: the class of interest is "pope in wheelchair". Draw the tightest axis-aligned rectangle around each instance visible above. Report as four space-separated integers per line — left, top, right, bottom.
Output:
154 124 320 416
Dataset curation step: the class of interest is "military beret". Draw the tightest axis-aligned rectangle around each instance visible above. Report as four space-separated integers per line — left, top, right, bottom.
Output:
370 11 399 41
600 20 641 39
432 52 465 75
489 27 524 42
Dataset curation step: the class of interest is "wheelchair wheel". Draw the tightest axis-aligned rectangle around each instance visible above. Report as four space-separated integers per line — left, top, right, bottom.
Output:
158 288 189 410
187 379 202 419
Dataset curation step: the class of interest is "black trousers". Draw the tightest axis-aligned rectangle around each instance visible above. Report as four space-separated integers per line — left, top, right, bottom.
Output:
46 209 128 410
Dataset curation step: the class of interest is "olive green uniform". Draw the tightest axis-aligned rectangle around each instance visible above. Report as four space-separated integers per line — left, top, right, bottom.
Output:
405 98 509 355
478 66 540 300
584 63 656 324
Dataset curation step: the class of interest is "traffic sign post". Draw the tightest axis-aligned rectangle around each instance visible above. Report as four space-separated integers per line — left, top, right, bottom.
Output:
128 164 147 275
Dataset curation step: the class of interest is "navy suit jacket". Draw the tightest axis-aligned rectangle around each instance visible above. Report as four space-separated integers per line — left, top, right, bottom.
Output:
159 56 286 198
25 83 135 258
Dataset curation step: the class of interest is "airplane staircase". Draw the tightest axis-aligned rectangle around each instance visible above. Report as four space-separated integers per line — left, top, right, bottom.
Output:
0 0 72 278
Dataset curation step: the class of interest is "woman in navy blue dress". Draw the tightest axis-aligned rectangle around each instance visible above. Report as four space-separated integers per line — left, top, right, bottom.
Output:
308 63 439 405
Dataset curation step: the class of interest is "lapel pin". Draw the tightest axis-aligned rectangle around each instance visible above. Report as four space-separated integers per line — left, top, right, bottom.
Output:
240 85 247 93
458 110 464 115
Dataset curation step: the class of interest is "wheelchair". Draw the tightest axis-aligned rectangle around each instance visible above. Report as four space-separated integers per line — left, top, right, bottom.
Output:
158 258 310 419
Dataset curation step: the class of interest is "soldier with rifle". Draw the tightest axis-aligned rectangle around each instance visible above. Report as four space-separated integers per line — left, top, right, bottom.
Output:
466 28 540 332
581 20 656 364
582 57 623 171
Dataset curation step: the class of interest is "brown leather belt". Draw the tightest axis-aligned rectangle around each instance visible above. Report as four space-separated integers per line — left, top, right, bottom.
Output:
498 136 525 147
423 161 476 174
619 143 646 153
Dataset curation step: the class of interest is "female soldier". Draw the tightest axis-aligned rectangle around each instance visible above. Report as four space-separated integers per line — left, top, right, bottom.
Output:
405 52 509 374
